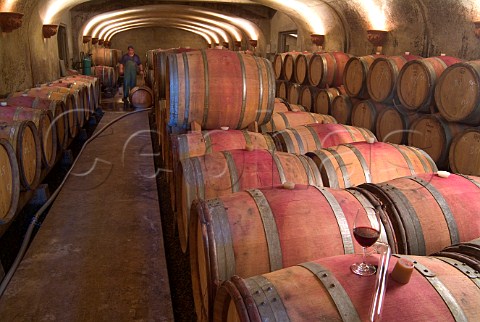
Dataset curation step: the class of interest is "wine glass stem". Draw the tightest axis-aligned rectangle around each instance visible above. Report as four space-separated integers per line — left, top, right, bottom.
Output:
362 246 367 265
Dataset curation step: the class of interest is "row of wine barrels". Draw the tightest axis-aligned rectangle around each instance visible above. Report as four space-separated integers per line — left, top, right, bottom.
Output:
449 127 480 176
20 88 78 139
313 86 346 115
0 120 41 191
46 81 88 128
166 49 275 130
294 52 312 84
375 106 419 145
351 100 388 133
273 52 288 80
307 141 437 189
59 76 98 113
343 54 383 98
272 123 376 155
6 94 68 150
63 75 100 111
92 65 117 89
190 184 393 321
176 149 323 252
214 253 480 321
283 52 301 82
92 47 122 67
397 55 462 113
360 173 480 255
366 54 420 103
0 105 56 169
0 139 20 224
260 111 337 133
435 60 480 126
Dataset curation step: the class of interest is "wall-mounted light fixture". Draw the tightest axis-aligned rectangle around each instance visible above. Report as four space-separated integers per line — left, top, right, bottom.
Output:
311 34 325 51
222 41 229 48
234 40 241 49
91 37 99 45
98 39 104 45
83 35 92 43
0 12 24 33
474 21 480 39
42 24 58 38
249 39 257 49
367 29 388 54
103 40 110 48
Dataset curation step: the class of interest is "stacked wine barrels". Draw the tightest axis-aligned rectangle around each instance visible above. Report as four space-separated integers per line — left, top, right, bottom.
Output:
0 74 99 237
153 47 480 322
91 46 122 90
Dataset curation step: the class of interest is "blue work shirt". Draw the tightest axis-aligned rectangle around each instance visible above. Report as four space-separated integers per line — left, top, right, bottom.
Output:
120 54 142 66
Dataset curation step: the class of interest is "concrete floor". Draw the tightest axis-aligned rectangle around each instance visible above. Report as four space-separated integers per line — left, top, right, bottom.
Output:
0 98 174 321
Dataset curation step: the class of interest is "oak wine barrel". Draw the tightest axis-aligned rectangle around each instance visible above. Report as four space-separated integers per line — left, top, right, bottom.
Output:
59 76 97 113
359 174 480 255
307 141 438 189
448 127 480 176
214 254 480 321
92 65 117 89
190 185 393 321
294 52 313 84
0 120 41 190
0 139 20 226
0 105 56 169
129 86 153 108
272 98 305 113
435 60 480 125
375 106 420 145
66 75 100 109
48 81 88 126
366 54 420 103
176 149 323 252
308 51 352 88
351 100 388 133
283 52 301 82
287 83 301 105
407 114 468 169
167 49 275 130
331 94 361 125
434 238 480 272
272 53 288 80
92 47 118 67
313 86 346 115
6 94 68 149
397 55 462 113
343 55 383 98
272 123 376 155
260 111 337 133
298 85 315 111
276 80 288 100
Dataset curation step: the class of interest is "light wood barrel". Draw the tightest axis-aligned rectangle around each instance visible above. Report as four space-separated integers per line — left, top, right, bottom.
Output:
449 127 480 176
67 75 100 109
276 80 288 100
351 100 388 133
273 53 288 80
0 105 56 169
434 238 480 272
308 51 352 88
190 185 393 321
287 83 301 105
92 47 118 67
214 254 480 322
397 56 462 113
407 114 467 169
331 94 361 125
0 139 20 226
366 54 420 103
6 94 68 149
283 52 301 82
294 52 313 84
307 141 438 189
272 98 305 113
343 55 382 98
177 149 323 252
375 106 419 145
92 65 117 89
313 86 346 115
435 61 480 125
129 86 153 108
0 120 41 190
272 123 376 154
298 85 315 111
360 174 480 255
60 76 97 113
24 88 77 138
166 49 275 130
260 111 337 133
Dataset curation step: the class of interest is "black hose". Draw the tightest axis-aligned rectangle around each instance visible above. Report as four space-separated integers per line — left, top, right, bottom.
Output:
0 107 152 297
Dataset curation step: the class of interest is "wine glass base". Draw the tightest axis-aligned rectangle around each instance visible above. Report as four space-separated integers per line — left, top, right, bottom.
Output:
351 262 377 276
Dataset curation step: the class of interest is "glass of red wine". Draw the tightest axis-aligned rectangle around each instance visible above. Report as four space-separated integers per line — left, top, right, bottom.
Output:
351 208 382 276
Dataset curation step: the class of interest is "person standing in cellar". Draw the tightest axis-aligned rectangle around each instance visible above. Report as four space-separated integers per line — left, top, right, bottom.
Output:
119 45 144 103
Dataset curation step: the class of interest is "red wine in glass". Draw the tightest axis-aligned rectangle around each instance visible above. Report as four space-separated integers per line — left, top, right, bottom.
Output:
353 226 380 248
